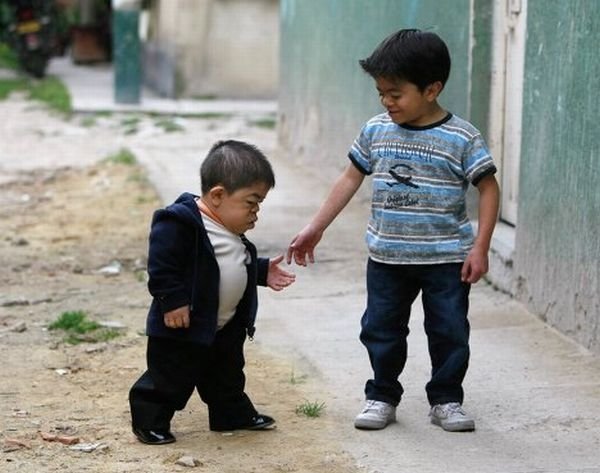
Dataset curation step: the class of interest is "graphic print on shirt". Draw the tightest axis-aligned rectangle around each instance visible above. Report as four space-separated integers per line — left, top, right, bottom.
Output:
387 163 420 189
378 141 434 210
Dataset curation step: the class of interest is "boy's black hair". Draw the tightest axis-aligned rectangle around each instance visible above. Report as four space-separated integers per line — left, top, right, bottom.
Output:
359 28 451 91
200 140 275 194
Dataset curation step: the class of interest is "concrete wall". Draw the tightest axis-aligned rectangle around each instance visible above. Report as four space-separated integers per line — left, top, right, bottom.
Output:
145 0 279 98
278 0 488 182
515 0 600 351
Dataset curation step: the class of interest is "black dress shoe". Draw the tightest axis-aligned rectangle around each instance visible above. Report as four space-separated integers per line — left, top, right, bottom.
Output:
211 414 276 432
245 414 276 430
132 427 176 445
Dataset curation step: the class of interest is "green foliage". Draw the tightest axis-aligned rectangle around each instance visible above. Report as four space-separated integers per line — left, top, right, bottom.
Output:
27 76 72 114
248 117 277 129
49 310 100 333
0 78 25 99
0 74 71 114
295 401 325 418
290 369 307 385
49 310 122 345
80 115 97 127
154 117 184 133
0 43 18 70
185 112 231 120
104 147 137 165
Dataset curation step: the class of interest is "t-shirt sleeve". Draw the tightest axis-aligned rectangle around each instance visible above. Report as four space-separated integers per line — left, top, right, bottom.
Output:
463 134 497 185
348 122 373 175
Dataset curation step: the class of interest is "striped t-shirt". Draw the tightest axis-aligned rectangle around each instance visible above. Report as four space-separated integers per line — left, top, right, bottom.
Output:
348 112 496 264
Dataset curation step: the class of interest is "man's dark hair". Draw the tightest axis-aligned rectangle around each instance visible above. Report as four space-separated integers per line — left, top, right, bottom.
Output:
359 28 451 91
200 140 275 194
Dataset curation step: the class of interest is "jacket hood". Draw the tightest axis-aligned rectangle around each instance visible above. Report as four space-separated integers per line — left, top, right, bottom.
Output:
153 192 203 228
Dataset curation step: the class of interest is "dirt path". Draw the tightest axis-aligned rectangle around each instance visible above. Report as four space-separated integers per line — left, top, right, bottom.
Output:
0 98 362 472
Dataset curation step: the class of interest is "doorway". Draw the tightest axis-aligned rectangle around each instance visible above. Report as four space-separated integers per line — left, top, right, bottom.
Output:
488 0 527 225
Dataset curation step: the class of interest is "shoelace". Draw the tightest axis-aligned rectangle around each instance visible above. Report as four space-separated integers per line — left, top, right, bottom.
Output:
363 400 385 413
440 402 466 416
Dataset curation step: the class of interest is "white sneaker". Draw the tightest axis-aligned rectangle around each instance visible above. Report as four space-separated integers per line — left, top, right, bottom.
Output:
354 400 396 430
429 402 475 432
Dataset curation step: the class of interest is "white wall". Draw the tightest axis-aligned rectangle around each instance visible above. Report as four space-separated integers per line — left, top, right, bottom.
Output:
147 0 279 99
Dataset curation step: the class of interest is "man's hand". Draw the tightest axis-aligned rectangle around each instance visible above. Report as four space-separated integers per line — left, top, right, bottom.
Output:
461 246 489 284
286 224 324 266
267 255 296 291
164 305 190 329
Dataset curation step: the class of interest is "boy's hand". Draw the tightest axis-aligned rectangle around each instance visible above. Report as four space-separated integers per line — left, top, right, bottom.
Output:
267 255 296 291
286 224 323 266
164 305 190 329
461 246 489 284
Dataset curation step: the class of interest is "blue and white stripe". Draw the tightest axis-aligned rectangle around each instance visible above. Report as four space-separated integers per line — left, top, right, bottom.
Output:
349 113 496 264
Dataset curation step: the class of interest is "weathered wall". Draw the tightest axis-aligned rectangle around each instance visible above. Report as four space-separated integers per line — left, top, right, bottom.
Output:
278 0 488 181
515 0 600 351
145 0 279 98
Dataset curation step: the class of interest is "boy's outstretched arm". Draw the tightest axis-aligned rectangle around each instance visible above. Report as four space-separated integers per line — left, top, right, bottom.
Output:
461 174 500 283
287 164 365 266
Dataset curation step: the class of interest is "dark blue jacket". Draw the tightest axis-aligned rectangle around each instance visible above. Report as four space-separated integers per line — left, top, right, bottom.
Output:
145 193 269 345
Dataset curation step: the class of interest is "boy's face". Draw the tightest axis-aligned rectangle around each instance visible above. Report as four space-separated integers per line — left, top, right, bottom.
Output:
207 181 270 235
375 77 442 126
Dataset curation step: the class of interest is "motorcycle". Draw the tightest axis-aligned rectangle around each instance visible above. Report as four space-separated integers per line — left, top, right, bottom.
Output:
4 0 58 78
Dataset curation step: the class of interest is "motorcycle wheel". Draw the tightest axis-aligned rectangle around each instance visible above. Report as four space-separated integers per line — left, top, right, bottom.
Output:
22 52 49 78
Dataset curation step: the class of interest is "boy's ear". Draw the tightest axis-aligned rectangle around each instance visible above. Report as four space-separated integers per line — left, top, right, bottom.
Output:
425 81 443 101
206 185 227 207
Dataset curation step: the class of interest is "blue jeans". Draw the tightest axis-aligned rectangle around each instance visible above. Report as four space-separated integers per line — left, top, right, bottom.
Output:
360 259 471 407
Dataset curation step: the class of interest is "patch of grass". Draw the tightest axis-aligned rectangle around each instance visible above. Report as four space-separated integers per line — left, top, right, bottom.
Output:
0 43 18 70
0 78 26 99
248 117 277 129
104 147 137 165
80 115 97 127
27 76 71 115
154 117 184 133
49 310 121 345
49 310 100 333
0 74 71 114
295 401 325 418
186 112 231 120
290 369 307 385
191 94 217 100
120 115 141 134
120 116 141 127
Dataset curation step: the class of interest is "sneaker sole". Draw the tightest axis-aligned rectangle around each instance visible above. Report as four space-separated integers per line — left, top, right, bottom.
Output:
430 417 475 432
354 418 395 430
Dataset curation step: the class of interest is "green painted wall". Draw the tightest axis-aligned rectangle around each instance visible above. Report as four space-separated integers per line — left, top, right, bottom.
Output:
278 0 484 179
278 0 600 352
516 0 600 350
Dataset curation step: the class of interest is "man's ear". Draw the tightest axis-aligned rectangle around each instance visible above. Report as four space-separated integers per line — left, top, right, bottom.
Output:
206 185 226 207
425 81 443 101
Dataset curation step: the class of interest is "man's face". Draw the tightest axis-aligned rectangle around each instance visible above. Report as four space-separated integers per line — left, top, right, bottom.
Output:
211 182 270 235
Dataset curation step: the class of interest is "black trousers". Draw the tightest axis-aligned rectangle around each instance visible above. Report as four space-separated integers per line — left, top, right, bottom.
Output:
129 318 257 432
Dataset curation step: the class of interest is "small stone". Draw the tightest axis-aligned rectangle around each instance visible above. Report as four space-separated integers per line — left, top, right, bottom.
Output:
56 435 80 445
175 455 202 467
70 442 109 453
97 261 121 276
98 320 126 329
3 438 31 450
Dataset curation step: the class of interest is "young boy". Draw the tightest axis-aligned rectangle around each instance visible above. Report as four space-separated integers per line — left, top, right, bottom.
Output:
129 140 295 445
287 29 499 432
